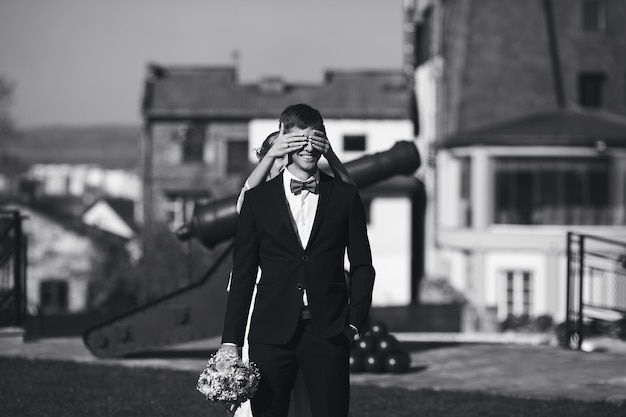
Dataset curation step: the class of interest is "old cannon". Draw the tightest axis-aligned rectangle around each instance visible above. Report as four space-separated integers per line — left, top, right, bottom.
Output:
83 141 420 358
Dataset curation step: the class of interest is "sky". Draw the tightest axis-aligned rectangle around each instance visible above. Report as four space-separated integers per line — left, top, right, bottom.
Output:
0 0 404 128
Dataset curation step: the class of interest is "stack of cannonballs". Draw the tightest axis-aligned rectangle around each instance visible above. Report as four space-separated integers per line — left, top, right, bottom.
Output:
349 320 411 374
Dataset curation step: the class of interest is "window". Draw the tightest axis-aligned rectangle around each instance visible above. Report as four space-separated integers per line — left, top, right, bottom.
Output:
459 157 472 227
503 270 533 319
494 157 612 225
40 280 68 313
506 272 515 317
582 0 606 32
181 124 205 163
163 192 208 231
578 72 606 108
164 197 187 230
522 272 532 318
415 7 433 66
343 135 366 152
226 140 250 175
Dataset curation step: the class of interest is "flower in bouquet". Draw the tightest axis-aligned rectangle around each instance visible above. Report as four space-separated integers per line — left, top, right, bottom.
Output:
197 348 261 414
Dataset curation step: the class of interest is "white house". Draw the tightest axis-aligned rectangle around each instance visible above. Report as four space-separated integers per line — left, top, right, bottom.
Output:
435 110 626 325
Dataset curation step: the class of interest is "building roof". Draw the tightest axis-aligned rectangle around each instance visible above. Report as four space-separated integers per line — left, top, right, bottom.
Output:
81 197 136 240
2 195 137 242
437 109 626 149
8 125 140 170
142 65 413 121
1 197 107 241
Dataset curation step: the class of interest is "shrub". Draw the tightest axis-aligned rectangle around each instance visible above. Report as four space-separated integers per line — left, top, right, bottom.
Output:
419 277 466 305
500 315 554 333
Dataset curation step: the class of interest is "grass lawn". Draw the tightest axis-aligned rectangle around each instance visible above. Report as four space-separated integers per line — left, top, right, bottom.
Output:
1 356 623 417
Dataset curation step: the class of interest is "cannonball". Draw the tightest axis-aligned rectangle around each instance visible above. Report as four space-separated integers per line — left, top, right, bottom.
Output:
349 350 364 373
383 350 411 374
369 321 389 337
375 334 399 354
363 352 385 373
356 334 376 353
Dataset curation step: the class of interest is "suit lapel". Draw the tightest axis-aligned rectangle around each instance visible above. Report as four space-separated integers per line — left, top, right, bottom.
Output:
306 172 334 250
269 173 302 247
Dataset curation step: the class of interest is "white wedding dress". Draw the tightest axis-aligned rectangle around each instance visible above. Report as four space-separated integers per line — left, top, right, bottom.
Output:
233 277 311 417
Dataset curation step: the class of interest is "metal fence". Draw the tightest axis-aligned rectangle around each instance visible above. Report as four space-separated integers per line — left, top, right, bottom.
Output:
565 232 626 349
0 210 27 327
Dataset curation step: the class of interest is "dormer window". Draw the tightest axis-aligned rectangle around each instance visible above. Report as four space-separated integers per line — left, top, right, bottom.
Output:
259 77 287 94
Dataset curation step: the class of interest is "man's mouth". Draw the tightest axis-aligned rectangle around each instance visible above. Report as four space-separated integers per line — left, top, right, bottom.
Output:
298 153 317 161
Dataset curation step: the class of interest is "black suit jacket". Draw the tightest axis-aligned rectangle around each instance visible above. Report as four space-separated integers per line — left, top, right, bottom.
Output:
222 171 375 346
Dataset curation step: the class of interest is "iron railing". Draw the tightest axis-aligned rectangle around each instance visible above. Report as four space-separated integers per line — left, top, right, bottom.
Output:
0 210 27 327
565 232 626 349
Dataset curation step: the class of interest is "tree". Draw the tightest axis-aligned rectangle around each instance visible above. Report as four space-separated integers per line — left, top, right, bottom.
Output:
128 222 219 305
0 75 26 185
86 221 220 313
0 75 15 142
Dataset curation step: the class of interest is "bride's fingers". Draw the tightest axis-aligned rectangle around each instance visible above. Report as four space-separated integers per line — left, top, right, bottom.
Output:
272 137 306 155
285 137 306 147
307 137 330 152
308 135 328 144
307 134 329 145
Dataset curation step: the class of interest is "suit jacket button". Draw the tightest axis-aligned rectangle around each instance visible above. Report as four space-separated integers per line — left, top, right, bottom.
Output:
297 283 303 291
302 255 308 261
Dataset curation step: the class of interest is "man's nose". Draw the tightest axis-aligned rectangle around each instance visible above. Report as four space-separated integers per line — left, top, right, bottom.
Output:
304 139 314 151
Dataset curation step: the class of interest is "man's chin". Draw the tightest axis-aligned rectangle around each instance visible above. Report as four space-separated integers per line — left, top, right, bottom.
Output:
294 156 320 170
305 162 320 172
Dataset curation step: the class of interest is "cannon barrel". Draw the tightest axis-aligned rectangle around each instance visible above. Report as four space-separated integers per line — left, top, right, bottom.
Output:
177 140 420 249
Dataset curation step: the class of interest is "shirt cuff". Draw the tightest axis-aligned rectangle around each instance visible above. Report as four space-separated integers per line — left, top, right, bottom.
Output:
222 342 239 347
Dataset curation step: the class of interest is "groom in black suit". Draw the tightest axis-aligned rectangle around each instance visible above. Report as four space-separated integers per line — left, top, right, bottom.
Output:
221 103 375 417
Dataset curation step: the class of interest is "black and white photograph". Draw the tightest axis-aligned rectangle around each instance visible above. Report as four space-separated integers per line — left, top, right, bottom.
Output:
1 1 625 416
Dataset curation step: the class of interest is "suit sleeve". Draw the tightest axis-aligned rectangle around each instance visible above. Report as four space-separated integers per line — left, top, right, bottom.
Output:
221 192 260 346
346 188 375 334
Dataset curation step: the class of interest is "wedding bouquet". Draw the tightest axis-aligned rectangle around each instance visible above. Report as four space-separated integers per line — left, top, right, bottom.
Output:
196 349 261 415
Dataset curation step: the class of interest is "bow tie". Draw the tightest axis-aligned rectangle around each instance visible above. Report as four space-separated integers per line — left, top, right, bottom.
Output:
290 179 319 195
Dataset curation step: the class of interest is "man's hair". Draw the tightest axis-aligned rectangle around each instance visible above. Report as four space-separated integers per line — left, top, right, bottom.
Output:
279 104 325 134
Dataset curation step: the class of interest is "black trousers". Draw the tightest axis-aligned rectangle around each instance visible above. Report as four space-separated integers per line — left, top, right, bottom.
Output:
249 318 351 417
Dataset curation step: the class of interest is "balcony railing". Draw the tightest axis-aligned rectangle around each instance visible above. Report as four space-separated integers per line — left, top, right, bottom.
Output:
565 232 626 349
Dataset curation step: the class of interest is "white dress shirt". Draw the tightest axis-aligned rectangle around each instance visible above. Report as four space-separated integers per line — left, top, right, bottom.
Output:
282 168 320 249
282 168 320 306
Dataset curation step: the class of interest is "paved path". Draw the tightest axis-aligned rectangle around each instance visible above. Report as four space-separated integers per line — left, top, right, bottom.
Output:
351 343 626 404
1 331 625 404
